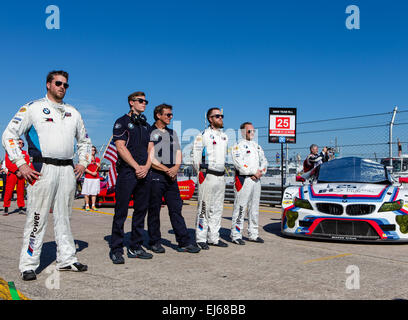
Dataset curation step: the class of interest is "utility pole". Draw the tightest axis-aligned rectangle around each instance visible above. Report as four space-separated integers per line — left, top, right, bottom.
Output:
389 106 398 169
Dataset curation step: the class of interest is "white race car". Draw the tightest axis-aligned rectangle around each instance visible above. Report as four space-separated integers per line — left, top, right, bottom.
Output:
281 157 408 242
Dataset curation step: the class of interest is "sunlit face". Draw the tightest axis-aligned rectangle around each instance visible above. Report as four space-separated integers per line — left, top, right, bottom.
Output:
242 124 255 141
129 96 148 114
47 75 68 101
157 108 173 126
209 110 224 128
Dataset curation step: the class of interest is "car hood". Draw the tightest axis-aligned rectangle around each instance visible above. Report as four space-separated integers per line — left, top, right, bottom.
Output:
303 183 395 203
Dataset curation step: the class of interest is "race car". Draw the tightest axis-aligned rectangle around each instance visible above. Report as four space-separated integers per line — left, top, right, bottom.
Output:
281 157 408 242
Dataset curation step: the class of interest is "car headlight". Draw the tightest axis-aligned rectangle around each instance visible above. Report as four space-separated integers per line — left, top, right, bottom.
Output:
294 197 313 210
286 211 299 228
378 200 403 212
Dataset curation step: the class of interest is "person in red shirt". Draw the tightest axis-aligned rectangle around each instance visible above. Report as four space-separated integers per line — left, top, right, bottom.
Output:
81 146 100 211
3 139 32 216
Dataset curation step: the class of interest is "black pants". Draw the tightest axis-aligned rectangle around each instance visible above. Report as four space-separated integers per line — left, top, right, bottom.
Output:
110 168 151 254
147 171 191 247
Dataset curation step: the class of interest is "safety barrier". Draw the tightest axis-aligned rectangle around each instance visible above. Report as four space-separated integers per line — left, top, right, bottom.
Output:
192 183 286 206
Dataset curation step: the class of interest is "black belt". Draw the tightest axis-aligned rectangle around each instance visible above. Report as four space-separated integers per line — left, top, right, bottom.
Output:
235 170 251 178
201 169 225 176
33 157 74 167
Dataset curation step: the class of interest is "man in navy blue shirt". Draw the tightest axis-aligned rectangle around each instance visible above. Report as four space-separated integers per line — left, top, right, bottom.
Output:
148 104 200 254
109 91 154 264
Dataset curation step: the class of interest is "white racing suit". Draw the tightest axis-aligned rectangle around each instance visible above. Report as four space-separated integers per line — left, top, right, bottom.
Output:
2 96 92 273
231 139 268 241
192 127 228 244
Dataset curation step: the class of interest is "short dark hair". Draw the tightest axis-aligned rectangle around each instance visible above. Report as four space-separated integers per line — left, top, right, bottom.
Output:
206 107 221 122
240 122 253 130
154 103 173 121
128 91 146 108
46 70 69 83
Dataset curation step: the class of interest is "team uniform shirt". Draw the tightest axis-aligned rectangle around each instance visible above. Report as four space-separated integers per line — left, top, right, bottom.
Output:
192 127 228 173
2 96 91 170
149 124 181 170
112 114 151 170
232 139 268 176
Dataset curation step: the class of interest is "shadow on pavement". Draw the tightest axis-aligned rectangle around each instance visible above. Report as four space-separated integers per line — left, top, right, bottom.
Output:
36 240 88 274
263 222 282 236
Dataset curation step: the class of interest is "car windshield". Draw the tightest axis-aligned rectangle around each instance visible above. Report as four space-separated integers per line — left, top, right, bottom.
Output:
317 157 391 184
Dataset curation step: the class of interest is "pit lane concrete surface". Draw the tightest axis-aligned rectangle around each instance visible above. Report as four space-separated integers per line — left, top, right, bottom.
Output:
1 198 408 300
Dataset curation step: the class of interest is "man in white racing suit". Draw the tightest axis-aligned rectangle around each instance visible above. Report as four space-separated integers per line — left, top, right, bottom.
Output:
2 70 92 281
230 122 268 245
192 108 228 249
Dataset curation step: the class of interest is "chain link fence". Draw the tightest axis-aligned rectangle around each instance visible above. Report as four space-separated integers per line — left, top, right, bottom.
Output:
91 107 408 175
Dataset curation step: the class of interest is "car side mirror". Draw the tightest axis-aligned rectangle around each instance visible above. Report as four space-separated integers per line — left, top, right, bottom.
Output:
296 176 305 182
399 177 408 183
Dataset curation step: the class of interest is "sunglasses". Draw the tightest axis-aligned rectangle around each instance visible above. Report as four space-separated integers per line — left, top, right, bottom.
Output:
247 129 256 133
54 81 69 89
163 113 173 118
210 114 224 119
132 98 149 105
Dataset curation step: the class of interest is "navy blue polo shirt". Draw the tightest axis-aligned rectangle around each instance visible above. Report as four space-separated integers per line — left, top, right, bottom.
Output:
149 124 181 168
112 114 151 169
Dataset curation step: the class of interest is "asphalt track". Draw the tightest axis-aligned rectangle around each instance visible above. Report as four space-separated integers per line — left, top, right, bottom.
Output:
1 198 408 300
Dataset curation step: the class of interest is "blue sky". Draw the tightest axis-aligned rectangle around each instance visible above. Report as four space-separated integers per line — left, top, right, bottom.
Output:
1 0 408 162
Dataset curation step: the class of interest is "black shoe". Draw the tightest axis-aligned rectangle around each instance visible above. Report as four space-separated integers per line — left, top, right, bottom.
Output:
209 240 229 248
248 237 264 243
232 238 245 245
19 207 26 215
177 244 201 253
58 262 88 272
150 243 165 254
21 270 36 281
110 252 125 264
127 247 153 259
197 242 209 250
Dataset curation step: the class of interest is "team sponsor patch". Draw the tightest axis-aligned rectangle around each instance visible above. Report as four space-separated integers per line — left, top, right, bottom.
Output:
43 108 50 114
65 112 72 117
128 123 134 129
8 139 15 147
19 107 27 113
114 123 122 129
27 212 40 256
235 226 241 232
45 118 53 122
13 117 22 121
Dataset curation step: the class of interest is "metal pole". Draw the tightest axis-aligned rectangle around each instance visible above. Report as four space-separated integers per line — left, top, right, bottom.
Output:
281 143 284 201
390 106 398 168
